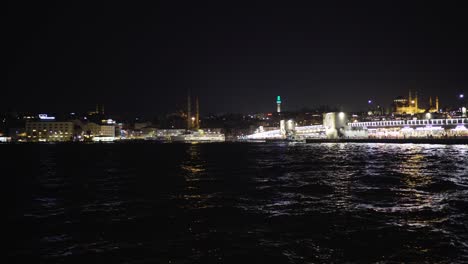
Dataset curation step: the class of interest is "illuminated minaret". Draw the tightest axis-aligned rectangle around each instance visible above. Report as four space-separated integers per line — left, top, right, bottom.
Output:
436 96 439 111
429 96 433 108
408 90 412 106
415 91 419 109
187 90 192 130
276 96 281 113
195 96 200 130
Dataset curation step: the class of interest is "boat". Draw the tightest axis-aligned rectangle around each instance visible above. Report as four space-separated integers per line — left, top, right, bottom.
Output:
171 130 225 143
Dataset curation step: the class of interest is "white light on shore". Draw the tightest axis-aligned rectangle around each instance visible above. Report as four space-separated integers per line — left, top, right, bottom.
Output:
453 125 467 131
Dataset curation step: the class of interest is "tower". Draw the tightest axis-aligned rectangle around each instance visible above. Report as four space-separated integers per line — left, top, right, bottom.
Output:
415 91 419 110
408 90 412 106
436 96 439 111
187 90 192 130
195 96 200 130
429 96 433 108
276 96 281 113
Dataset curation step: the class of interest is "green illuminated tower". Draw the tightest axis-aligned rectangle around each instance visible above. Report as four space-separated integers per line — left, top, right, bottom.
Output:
276 96 281 113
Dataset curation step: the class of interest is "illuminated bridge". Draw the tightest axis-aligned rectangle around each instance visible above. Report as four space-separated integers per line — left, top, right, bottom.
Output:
242 118 468 140
346 118 468 139
348 118 468 128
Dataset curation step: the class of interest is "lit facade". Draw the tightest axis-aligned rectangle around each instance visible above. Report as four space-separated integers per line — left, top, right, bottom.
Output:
100 125 115 137
83 122 115 139
26 121 74 142
393 90 426 115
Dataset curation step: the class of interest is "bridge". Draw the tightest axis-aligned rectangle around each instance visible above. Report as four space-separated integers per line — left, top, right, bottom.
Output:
241 117 468 140
349 118 468 128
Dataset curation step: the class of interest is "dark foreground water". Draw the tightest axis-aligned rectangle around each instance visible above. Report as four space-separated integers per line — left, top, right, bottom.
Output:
4 143 468 263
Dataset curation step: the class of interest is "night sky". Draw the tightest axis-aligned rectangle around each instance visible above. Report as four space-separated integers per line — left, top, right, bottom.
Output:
6 1 467 116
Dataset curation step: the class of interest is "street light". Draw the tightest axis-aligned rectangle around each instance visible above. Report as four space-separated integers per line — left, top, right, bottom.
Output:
367 100 373 116
459 94 466 117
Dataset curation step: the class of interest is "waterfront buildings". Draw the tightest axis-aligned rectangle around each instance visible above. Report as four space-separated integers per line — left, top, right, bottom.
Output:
82 121 116 141
1 90 466 143
0 136 11 142
26 119 74 142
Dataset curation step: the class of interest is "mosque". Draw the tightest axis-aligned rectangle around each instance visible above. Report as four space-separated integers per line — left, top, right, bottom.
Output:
393 90 439 115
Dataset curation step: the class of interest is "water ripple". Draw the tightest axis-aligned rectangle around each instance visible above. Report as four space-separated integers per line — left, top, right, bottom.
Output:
6 143 468 263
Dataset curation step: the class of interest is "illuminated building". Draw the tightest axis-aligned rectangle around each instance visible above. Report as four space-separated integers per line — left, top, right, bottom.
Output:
393 96 408 108
26 117 74 142
276 96 281 113
99 125 115 137
82 122 115 141
0 136 11 142
393 90 427 115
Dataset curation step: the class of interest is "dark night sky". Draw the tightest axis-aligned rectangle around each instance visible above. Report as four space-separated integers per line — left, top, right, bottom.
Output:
6 1 468 116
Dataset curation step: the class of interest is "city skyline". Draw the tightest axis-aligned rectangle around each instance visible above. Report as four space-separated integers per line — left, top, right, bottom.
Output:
1 89 464 118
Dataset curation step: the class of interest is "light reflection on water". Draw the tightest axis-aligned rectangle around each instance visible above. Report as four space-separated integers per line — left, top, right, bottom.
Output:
5 143 468 263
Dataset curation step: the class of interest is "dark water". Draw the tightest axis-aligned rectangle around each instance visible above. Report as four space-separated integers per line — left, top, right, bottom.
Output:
4 143 468 263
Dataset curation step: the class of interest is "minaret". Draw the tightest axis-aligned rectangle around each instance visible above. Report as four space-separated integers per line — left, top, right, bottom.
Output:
195 96 200 130
276 96 281 113
408 90 412 106
415 91 419 110
101 105 105 115
429 96 433 109
436 96 439 111
187 90 192 130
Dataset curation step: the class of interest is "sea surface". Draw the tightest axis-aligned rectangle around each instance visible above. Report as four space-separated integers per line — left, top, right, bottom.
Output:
4 142 468 263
